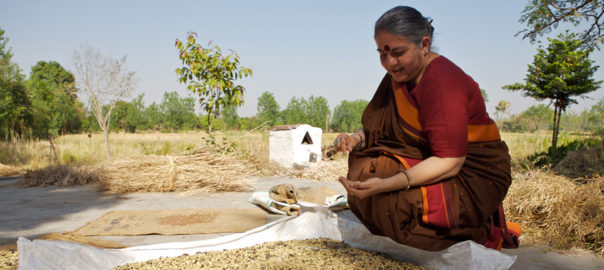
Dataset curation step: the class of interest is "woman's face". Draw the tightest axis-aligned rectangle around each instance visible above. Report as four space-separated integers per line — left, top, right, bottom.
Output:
375 31 429 84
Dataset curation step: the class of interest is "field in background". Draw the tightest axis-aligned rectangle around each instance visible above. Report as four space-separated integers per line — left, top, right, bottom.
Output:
0 131 592 171
0 131 341 172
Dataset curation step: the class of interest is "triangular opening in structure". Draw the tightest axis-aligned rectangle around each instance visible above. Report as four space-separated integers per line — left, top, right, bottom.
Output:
301 131 313 145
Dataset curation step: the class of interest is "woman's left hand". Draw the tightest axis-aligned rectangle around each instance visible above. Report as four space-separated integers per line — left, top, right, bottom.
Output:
338 176 385 200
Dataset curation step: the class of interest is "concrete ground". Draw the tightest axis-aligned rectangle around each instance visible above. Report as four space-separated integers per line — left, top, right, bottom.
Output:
1 176 602 270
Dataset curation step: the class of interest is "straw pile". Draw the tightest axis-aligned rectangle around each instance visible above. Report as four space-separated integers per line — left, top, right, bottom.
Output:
20 145 280 194
503 169 604 254
0 163 19 177
114 238 428 270
21 164 101 187
553 147 603 178
19 142 349 193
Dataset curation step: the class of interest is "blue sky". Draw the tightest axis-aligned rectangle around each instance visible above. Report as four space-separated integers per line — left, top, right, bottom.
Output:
1 0 603 117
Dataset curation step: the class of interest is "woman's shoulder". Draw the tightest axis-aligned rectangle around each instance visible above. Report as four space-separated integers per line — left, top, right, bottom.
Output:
427 56 467 77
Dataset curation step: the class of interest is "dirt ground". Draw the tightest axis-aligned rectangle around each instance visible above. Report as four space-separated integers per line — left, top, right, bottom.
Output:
1 176 603 270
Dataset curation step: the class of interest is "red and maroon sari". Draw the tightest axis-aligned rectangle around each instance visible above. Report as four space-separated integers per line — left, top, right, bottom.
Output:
347 56 520 251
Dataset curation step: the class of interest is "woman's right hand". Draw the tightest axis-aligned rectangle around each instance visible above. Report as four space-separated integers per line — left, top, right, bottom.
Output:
333 133 361 154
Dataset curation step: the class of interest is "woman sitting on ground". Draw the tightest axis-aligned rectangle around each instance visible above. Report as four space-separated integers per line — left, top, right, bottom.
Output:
334 6 520 251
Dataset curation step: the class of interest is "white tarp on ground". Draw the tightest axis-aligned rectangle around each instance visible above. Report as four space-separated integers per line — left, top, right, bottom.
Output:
17 204 516 270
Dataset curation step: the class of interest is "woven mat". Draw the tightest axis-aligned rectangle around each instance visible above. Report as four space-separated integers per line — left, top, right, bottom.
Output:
73 208 267 236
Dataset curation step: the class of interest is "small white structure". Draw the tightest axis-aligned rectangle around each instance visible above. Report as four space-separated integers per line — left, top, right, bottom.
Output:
269 124 322 168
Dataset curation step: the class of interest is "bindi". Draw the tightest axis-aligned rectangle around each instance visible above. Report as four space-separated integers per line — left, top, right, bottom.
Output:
383 45 390 52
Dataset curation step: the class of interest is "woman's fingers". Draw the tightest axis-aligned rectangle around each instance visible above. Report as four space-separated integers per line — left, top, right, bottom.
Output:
334 133 359 154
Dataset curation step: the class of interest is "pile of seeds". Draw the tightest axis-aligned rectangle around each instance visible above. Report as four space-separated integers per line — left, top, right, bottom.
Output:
114 238 429 270
0 249 17 270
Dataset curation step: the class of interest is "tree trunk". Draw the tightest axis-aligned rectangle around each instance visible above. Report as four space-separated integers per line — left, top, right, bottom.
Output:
555 106 562 148
207 114 213 134
552 104 559 149
103 128 111 161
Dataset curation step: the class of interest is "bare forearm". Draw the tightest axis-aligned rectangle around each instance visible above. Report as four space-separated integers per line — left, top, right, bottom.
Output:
380 156 465 192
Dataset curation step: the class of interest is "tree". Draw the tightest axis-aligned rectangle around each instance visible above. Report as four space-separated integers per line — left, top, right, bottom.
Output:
283 97 307 125
587 97 604 130
125 93 146 132
332 99 369 132
281 95 330 130
0 28 32 140
175 32 252 133
517 0 604 49
222 103 240 129
494 100 511 128
160 91 197 131
28 61 82 138
73 45 137 160
306 95 330 130
256 91 281 127
144 102 163 131
503 33 602 148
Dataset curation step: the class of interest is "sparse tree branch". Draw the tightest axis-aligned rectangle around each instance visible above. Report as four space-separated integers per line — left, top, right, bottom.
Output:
517 0 604 49
73 45 136 160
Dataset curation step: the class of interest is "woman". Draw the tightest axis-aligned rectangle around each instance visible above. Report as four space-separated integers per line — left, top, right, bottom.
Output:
334 6 520 251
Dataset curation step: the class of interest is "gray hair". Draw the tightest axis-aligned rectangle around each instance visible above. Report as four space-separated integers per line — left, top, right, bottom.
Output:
374 6 434 47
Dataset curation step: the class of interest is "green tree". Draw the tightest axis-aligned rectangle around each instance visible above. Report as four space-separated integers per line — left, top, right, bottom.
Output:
160 91 197 131
109 101 137 132
0 28 32 140
239 116 259 130
125 94 146 132
144 102 163 131
283 97 307 125
517 0 604 49
331 99 369 132
74 45 137 160
222 103 240 129
28 61 82 138
306 95 330 130
587 97 604 130
175 32 252 133
257 91 281 127
503 33 602 148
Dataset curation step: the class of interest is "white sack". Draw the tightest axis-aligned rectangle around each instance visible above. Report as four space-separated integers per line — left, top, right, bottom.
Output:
18 205 516 270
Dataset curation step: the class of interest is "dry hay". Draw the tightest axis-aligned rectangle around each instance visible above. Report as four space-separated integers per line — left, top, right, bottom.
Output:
553 147 603 178
503 169 604 254
114 238 428 270
21 164 100 187
19 145 279 194
0 163 20 177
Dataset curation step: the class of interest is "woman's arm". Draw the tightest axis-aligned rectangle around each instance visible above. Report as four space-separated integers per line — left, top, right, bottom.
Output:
339 155 465 200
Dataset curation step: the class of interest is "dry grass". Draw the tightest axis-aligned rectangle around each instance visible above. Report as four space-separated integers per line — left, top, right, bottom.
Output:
504 169 604 254
15 131 346 193
554 147 604 178
19 144 280 193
